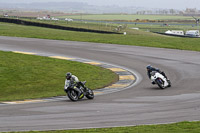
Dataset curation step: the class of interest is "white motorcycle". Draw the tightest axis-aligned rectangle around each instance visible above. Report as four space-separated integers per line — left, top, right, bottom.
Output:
150 71 171 89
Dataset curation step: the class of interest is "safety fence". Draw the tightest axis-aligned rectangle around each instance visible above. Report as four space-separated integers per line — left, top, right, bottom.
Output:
153 32 200 38
0 17 121 34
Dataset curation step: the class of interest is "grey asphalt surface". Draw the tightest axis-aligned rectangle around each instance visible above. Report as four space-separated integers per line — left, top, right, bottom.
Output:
0 36 200 132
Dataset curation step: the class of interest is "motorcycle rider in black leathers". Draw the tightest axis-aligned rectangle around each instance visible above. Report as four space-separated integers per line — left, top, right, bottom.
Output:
64 72 87 97
146 65 168 84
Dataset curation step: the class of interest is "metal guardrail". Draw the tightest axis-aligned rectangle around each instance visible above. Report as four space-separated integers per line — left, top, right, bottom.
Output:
0 17 121 34
153 32 200 38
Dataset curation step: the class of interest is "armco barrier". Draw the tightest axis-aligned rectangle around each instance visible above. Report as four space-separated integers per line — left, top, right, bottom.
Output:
153 32 200 38
0 17 121 34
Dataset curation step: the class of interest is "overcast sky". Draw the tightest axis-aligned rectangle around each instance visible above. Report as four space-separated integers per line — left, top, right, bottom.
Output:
1 0 200 9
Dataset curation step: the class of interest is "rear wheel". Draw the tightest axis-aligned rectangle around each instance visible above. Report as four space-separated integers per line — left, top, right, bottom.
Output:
167 80 171 87
67 90 79 101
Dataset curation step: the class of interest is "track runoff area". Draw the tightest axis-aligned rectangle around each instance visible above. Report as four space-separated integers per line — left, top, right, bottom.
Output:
0 50 138 105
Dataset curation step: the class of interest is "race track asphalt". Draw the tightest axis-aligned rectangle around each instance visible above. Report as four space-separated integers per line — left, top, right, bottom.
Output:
0 36 200 132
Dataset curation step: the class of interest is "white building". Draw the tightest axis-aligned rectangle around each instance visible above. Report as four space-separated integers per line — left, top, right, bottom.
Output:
65 18 73 21
165 30 184 35
185 30 200 37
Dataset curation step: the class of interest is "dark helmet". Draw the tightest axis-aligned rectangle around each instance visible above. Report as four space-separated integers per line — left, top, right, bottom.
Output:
146 65 152 70
66 72 72 80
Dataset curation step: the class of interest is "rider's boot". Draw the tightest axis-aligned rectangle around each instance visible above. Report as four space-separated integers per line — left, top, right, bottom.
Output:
79 82 88 92
161 71 168 80
84 87 89 92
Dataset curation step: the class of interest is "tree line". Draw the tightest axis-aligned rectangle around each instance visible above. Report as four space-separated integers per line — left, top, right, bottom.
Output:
136 8 200 16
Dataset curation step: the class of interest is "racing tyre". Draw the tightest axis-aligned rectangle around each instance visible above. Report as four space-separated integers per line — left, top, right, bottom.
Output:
67 90 79 101
156 78 165 89
167 80 171 87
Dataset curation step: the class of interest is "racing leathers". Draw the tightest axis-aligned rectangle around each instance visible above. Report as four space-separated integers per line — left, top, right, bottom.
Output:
147 67 168 84
64 75 86 96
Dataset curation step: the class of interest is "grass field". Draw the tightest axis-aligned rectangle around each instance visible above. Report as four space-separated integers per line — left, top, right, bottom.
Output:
6 121 200 133
21 18 120 32
0 22 200 51
58 14 194 21
22 17 200 34
0 51 118 101
127 24 200 33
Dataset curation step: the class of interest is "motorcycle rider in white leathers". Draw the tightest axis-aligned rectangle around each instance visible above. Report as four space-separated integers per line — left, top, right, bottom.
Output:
64 72 86 97
146 65 168 84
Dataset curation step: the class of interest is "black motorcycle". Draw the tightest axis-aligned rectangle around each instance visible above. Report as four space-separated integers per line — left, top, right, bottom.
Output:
64 80 94 101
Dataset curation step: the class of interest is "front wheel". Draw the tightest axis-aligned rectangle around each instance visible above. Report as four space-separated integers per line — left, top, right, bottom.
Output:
67 90 79 101
155 78 165 89
86 89 94 99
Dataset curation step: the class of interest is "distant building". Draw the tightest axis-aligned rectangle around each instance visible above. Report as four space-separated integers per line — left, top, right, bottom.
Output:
3 13 8 17
65 18 73 21
51 17 59 21
165 30 184 35
164 30 200 37
185 30 200 37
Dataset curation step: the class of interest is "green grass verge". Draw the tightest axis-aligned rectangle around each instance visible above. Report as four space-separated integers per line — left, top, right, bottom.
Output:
0 22 200 51
127 23 200 32
5 121 200 133
0 51 118 102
